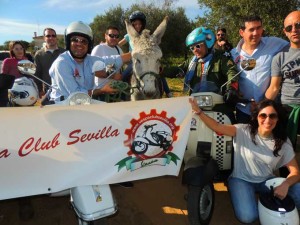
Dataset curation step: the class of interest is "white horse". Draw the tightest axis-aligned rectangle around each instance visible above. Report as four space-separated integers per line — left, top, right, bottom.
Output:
125 16 168 101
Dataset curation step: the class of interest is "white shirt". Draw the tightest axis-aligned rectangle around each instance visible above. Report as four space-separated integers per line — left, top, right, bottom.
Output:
91 43 123 87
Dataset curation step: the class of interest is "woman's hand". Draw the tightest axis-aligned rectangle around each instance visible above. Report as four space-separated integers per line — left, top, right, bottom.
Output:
274 181 289 200
189 98 202 115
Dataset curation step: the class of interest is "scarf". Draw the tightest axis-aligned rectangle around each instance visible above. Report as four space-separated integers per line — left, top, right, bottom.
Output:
184 53 213 92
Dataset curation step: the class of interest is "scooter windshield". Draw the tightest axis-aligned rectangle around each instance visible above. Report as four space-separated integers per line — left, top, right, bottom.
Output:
192 81 219 93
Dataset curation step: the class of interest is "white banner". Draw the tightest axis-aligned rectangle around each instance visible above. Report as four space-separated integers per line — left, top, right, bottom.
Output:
0 96 192 200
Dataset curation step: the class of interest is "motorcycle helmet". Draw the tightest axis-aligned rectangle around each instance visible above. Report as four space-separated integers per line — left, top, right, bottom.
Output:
129 11 146 30
258 177 299 225
186 27 215 49
9 77 38 106
65 21 93 54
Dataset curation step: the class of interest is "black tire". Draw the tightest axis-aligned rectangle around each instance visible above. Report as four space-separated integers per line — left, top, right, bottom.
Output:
78 217 108 225
187 183 215 225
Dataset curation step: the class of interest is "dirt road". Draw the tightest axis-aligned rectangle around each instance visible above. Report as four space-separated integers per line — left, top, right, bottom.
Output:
0 168 239 225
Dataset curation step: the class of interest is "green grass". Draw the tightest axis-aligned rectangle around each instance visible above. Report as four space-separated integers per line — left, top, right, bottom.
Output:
165 77 188 98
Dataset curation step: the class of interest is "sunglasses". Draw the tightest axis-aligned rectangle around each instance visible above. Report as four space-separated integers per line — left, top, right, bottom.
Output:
284 22 300 32
70 37 89 45
107 34 120 39
45 34 57 38
190 44 204 51
217 33 225 36
258 113 278 120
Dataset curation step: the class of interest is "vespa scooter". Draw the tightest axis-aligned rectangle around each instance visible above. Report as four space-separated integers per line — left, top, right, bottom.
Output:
181 58 256 225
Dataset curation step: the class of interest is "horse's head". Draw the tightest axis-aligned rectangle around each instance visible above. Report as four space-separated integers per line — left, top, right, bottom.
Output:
125 17 168 100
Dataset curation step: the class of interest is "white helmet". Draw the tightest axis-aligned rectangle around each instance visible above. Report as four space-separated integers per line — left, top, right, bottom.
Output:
258 177 299 225
9 77 38 106
65 21 93 53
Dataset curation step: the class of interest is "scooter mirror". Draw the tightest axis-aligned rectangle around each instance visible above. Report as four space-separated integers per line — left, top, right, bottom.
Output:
18 60 36 76
241 58 256 71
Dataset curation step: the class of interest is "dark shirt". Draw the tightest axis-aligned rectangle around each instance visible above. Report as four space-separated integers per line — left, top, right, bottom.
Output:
34 47 65 92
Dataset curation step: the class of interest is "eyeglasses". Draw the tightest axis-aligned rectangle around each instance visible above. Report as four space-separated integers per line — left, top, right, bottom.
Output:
70 37 89 45
258 113 278 120
190 44 204 51
107 34 120 39
284 22 300 32
45 34 57 38
217 33 225 36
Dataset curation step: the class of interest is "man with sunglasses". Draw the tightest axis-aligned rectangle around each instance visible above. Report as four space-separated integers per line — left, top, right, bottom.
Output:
34 28 65 98
231 15 289 123
213 27 233 53
182 26 239 120
266 10 300 150
48 21 131 103
91 26 124 93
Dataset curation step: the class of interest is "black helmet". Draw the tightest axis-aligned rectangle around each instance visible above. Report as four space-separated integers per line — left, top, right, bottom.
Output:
129 11 146 29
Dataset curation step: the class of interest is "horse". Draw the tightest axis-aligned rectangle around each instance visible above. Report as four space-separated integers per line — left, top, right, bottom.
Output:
125 16 168 101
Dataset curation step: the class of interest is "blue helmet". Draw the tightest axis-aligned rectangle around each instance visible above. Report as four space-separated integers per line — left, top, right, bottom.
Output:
186 27 215 49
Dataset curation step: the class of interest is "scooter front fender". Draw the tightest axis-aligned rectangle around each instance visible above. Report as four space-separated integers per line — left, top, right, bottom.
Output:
182 157 219 186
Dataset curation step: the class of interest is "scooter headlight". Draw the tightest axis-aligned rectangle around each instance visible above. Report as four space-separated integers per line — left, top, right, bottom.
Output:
68 92 91 105
195 95 213 107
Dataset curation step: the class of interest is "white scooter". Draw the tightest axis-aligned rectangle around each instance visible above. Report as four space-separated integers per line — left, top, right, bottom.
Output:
181 58 256 225
16 60 117 225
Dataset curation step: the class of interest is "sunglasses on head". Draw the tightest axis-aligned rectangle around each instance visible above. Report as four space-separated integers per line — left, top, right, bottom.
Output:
107 34 120 39
258 113 278 120
284 22 300 32
45 34 56 38
70 37 88 45
190 43 204 51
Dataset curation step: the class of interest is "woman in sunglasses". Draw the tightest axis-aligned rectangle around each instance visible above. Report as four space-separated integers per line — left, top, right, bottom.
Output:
189 97 300 224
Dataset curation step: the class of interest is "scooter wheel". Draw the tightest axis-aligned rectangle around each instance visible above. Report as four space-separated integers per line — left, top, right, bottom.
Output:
187 183 215 225
78 218 107 225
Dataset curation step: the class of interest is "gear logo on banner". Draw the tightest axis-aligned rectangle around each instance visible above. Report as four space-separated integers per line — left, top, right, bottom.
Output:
116 109 180 171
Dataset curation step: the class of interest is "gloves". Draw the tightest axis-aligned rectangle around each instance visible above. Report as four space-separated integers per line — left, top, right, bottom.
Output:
223 88 240 106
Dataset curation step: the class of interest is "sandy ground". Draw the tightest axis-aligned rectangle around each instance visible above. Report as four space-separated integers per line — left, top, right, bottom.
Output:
1 139 299 225
0 169 239 225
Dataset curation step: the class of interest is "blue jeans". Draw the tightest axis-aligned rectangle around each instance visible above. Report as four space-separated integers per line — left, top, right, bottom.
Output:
228 177 300 224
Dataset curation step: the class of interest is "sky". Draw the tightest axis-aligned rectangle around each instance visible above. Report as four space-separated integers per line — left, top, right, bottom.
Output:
0 0 203 46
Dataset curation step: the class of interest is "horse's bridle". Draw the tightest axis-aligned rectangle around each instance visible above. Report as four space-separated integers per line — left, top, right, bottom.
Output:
135 71 163 99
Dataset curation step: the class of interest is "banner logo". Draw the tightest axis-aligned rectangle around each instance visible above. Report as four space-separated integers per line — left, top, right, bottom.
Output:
116 109 180 171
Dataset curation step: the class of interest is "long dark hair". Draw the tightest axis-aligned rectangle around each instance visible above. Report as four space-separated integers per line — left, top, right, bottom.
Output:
248 99 288 156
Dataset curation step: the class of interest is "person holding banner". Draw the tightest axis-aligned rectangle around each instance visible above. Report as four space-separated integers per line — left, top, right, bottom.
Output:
49 21 131 103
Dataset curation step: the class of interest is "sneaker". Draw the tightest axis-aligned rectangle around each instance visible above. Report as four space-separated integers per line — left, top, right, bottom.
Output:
117 182 134 188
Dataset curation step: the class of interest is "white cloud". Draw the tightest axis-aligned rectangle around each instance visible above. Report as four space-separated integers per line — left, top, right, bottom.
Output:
0 18 66 42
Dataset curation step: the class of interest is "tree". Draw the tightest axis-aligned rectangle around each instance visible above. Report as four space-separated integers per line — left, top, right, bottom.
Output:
89 2 193 57
195 0 300 45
